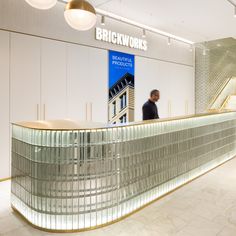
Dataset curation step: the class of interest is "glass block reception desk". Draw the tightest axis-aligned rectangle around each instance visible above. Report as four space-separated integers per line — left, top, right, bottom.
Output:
11 112 236 232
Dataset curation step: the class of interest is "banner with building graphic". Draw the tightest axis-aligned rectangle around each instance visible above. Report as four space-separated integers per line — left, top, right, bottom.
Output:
108 50 135 124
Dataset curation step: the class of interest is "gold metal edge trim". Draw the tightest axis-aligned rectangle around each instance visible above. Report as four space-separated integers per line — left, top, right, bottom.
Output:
11 155 236 233
0 177 11 182
65 0 96 14
219 95 231 111
12 111 236 131
208 77 232 109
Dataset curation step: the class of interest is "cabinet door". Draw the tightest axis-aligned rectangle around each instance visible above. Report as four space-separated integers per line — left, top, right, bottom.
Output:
41 39 67 120
0 31 10 179
135 56 194 120
67 44 108 123
10 33 41 122
88 48 108 123
67 43 89 121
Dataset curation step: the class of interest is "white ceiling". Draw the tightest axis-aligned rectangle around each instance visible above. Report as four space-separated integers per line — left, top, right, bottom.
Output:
85 0 236 43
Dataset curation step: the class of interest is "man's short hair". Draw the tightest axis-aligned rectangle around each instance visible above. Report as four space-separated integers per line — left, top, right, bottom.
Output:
150 89 159 97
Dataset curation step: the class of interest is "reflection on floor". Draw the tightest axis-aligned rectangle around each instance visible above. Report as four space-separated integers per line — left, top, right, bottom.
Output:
1 158 236 236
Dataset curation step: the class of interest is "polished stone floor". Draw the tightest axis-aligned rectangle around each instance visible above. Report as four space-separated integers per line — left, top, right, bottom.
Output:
1 158 236 236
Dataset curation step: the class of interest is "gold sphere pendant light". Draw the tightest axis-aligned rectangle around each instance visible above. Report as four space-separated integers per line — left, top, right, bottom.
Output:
25 0 57 9
64 0 97 31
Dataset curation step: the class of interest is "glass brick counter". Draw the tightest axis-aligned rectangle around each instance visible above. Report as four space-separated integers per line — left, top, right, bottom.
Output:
11 112 236 232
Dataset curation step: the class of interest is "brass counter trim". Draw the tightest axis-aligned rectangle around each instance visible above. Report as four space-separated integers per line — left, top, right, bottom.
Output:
208 77 232 110
219 95 231 111
12 111 235 131
0 177 11 182
11 155 236 233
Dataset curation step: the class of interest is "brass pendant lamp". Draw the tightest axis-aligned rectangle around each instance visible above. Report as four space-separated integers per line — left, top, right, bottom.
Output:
25 0 57 9
64 0 97 31
24 0 97 31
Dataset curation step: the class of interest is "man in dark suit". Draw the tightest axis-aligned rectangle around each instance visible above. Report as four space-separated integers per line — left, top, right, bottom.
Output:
142 89 160 120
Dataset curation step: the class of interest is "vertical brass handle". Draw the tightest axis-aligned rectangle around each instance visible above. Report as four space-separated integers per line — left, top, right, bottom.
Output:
90 102 93 121
168 100 172 117
85 103 88 121
37 104 39 120
43 104 46 120
185 100 189 115
85 103 93 121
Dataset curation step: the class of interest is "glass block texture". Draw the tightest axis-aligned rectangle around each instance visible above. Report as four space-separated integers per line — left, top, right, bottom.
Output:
195 39 236 113
11 112 236 231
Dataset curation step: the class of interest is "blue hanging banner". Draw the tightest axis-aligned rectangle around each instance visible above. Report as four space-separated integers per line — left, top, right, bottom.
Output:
108 50 135 124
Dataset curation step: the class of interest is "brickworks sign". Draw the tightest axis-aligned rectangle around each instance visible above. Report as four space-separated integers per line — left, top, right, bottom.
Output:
95 27 148 51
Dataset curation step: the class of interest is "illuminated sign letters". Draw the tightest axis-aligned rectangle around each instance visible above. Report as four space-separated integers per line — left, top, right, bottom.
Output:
95 27 148 51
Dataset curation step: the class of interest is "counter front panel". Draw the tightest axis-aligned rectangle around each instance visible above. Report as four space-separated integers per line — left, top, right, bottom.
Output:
11 112 236 231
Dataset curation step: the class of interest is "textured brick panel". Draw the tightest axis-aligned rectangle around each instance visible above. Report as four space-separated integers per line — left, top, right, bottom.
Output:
195 38 236 113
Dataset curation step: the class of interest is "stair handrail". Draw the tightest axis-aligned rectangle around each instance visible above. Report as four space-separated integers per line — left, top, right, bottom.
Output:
208 77 232 110
219 95 231 111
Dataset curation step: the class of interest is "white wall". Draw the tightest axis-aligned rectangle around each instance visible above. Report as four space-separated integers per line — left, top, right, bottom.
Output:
0 0 195 179
0 0 193 67
135 57 195 120
0 31 10 179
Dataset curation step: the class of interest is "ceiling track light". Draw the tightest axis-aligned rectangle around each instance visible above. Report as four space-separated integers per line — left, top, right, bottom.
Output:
167 37 171 45
64 0 97 31
25 0 57 9
142 29 146 38
234 6 236 17
95 8 194 45
101 15 105 25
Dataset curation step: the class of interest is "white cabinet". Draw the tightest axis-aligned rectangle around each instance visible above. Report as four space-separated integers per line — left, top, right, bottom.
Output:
10 35 67 121
67 44 88 121
168 63 195 116
88 48 108 123
41 39 67 120
10 33 41 122
0 31 10 179
67 44 108 123
11 35 107 124
135 56 195 120
1 32 108 178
